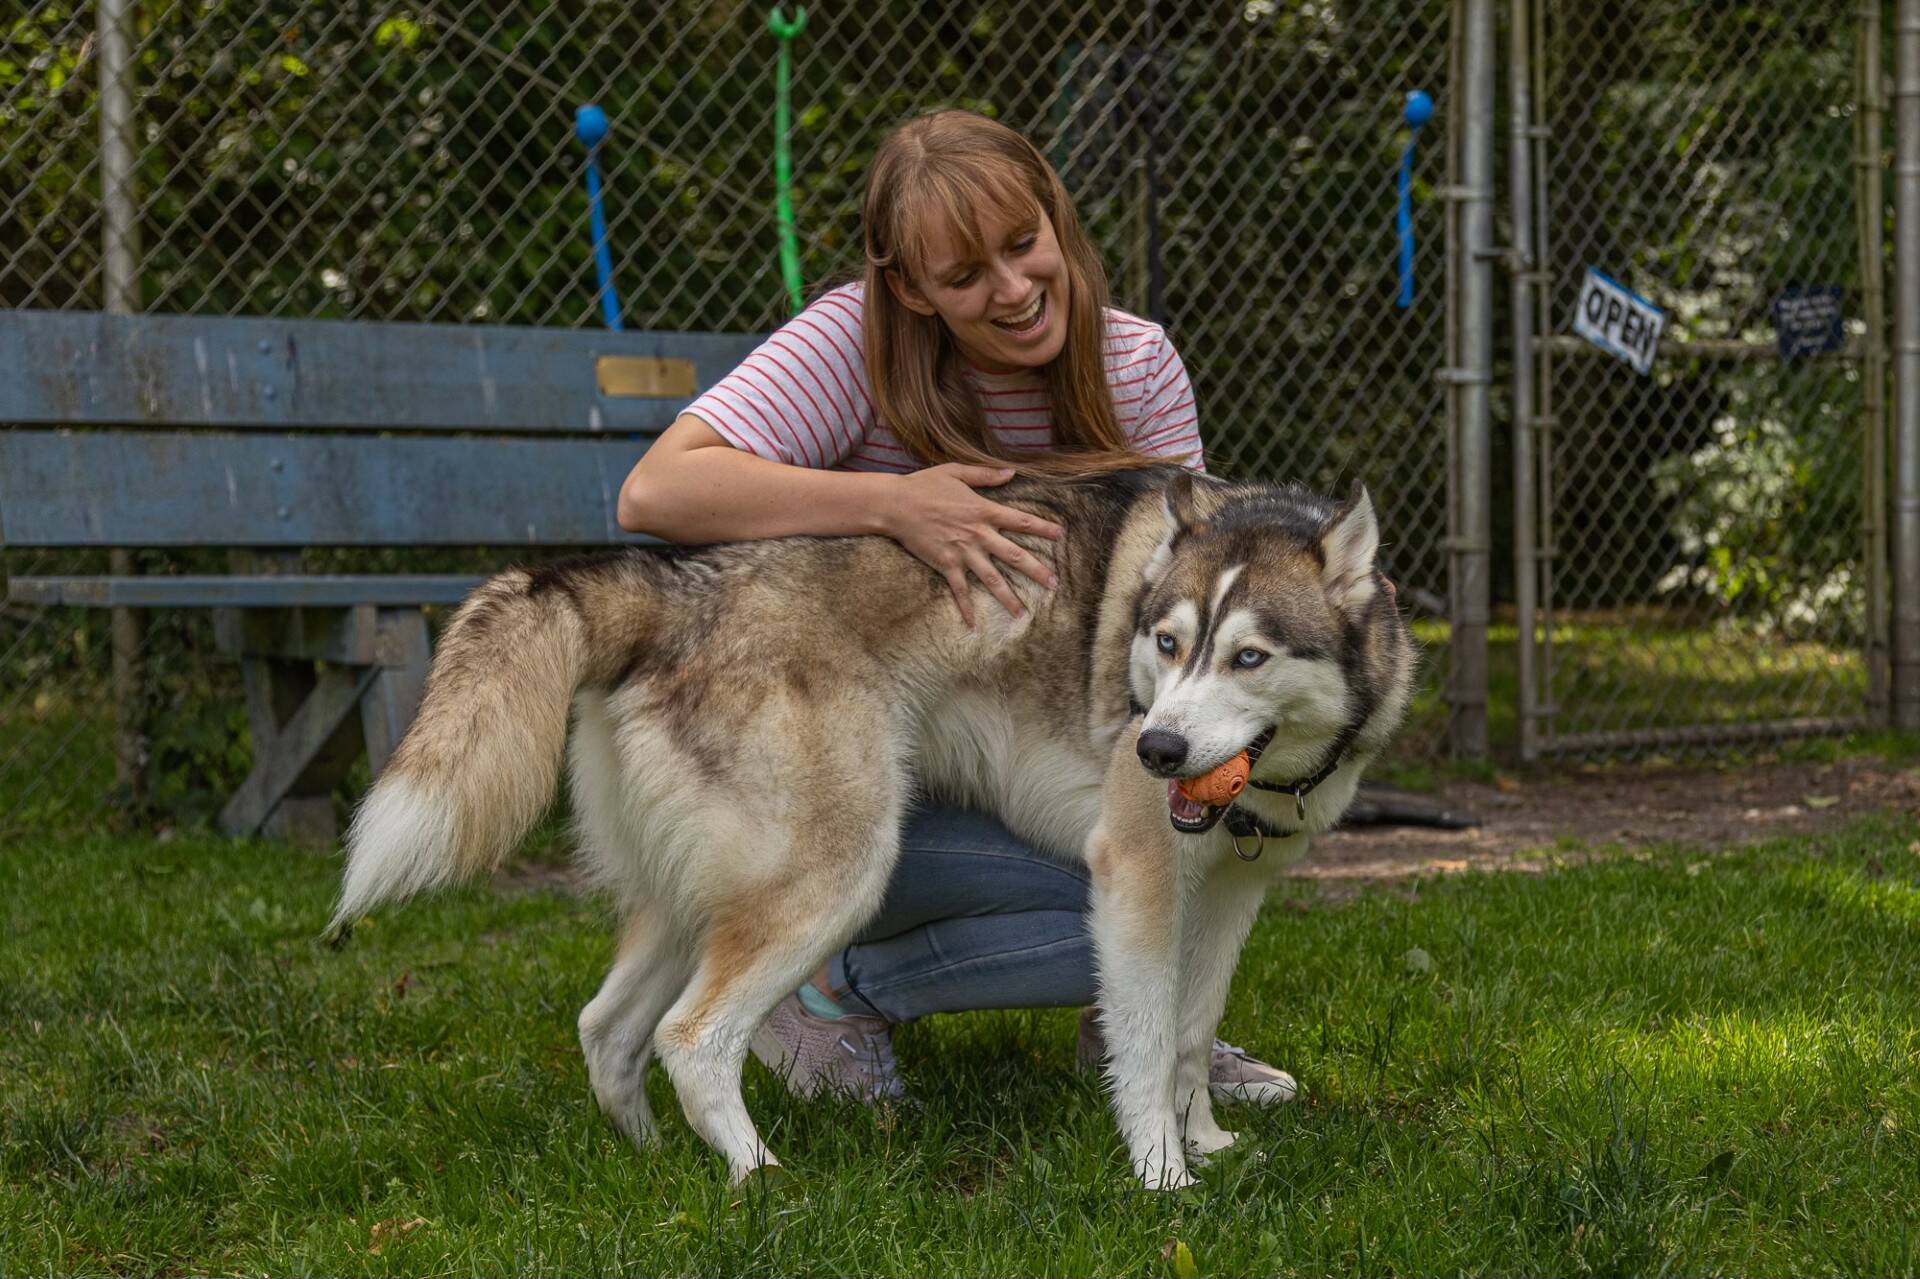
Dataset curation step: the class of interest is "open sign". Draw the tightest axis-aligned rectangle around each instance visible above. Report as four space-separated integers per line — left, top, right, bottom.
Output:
1572 268 1664 375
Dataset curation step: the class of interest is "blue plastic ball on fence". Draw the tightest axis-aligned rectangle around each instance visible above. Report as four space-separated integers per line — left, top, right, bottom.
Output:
575 104 609 149
1404 90 1434 129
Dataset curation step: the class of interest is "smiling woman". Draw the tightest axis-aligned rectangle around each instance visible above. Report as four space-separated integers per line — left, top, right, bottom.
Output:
609 108 1296 1116
856 110 1140 468
615 111 1203 626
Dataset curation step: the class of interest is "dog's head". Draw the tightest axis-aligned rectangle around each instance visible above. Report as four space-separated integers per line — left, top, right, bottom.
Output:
1128 472 1417 834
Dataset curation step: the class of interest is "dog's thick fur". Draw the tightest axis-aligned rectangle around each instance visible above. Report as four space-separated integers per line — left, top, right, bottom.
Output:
331 466 1415 1189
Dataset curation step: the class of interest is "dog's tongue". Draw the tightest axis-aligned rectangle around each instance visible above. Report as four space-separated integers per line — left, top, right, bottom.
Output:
1167 781 1209 824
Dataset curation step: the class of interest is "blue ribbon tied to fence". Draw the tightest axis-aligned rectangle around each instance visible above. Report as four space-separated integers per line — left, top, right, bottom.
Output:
1397 89 1432 309
575 103 622 331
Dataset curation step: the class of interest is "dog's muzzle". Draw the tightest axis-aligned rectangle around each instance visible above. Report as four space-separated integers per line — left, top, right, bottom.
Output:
1159 726 1277 835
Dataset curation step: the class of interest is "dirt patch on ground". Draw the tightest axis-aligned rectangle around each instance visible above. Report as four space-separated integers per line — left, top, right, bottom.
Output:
495 857 583 896
496 759 1915 900
1304 757 1919 885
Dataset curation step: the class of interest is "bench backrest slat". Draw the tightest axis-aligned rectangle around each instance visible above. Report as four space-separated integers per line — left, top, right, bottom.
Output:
0 310 765 434
0 431 657 547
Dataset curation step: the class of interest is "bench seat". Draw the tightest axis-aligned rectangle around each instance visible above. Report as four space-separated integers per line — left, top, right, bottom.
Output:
8 574 486 609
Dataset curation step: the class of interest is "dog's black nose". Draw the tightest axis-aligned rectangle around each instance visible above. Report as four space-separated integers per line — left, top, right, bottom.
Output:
1136 728 1189 775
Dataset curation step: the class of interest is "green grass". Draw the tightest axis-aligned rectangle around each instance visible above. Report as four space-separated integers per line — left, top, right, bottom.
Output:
6 811 1919 1276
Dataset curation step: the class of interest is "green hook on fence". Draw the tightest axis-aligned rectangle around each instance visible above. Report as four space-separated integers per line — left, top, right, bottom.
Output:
769 4 807 316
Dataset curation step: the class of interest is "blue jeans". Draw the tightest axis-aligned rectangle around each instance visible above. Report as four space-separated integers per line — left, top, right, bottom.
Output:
827 805 1096 1024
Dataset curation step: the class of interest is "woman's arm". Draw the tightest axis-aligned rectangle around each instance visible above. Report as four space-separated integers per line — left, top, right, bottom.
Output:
618 413 1064 626
618 413 901 541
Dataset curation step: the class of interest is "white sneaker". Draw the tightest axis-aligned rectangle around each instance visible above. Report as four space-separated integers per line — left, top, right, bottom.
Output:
751 990 905 1102
1075 1007 1299 1105
1205 1037 1300 1105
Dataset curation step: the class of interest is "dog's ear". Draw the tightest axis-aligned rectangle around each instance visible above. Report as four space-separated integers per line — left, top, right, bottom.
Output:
1165 471 1209 538
1320 481 1380 611
1145 472 1210 583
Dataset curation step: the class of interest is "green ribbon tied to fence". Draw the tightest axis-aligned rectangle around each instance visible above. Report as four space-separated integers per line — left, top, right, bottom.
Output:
769 5 807 316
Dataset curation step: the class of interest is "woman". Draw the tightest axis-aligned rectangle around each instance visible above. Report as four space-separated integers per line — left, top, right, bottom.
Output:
616 109 1296 1107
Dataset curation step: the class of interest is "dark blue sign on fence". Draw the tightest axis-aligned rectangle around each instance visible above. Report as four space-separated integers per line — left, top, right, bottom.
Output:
1770 287 1844 359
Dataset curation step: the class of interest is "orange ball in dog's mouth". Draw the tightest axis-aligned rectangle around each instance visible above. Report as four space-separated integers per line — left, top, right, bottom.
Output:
1166 751 1250 829
1177 751 1250 805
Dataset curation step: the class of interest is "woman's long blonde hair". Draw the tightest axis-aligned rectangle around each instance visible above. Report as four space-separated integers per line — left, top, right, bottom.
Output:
862 111 1158 479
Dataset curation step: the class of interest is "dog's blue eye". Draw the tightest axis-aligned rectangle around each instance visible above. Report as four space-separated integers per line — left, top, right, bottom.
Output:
1156 633 1177 656
1235 648 1267 669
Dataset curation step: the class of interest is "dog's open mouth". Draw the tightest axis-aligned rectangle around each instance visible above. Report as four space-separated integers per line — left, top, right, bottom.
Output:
1165 727 1275 834
1165 783 1226 834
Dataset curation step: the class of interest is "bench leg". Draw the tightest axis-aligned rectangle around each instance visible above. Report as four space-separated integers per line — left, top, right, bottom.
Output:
109 548 149 802
213 604 436 844
215 603 364 845
219 656 366 844
359 608 431 777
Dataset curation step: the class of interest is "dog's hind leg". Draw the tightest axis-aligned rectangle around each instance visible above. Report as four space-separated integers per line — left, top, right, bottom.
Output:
579 904 689 1149
570 692 693 1147
654 822 900 1181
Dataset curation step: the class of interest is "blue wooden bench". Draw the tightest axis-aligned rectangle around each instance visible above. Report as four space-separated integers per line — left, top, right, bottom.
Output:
1 309 760 842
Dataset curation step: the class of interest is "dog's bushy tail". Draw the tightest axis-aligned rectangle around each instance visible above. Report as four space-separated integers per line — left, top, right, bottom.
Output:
328 569 597 937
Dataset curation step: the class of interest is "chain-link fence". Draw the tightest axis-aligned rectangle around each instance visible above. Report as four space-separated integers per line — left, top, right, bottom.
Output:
1518 0 1886 757
5 0 1914 841
2 2 1457 835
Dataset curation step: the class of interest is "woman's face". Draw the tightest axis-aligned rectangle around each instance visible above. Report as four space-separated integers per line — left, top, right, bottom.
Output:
886 202 1071 373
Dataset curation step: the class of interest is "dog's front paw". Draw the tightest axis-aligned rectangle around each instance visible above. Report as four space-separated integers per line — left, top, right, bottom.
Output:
1186 1126 1237 1159
729 1162 802 1207
1134 1154 1199 1191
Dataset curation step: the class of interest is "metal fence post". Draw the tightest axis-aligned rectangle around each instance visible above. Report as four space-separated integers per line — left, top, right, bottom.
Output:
1897 0 1920 729
97 0 147 798
1509 0 1539 761
1860 3 1891 721
98 0 139 312
1527 0 1558 760
1448 0 1495 758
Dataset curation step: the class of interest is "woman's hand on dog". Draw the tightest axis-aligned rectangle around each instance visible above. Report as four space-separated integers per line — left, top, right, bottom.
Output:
881 464 1064 627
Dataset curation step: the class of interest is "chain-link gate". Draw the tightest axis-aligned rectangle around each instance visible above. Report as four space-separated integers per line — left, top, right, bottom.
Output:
1513 0 1889 758
2 3 1456 835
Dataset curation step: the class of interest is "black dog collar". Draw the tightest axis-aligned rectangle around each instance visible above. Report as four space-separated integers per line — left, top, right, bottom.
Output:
1246 749 1345 820
1222 728 1351 861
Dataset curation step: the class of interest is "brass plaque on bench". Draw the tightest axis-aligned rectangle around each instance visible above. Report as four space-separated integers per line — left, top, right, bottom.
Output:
596 356 696 398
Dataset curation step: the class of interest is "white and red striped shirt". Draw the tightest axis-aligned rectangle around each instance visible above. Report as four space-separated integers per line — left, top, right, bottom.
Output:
684 282 1205 474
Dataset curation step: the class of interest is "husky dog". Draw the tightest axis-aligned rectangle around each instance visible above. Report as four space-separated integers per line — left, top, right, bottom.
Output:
330 466 1415 1190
